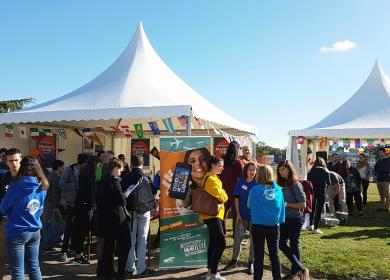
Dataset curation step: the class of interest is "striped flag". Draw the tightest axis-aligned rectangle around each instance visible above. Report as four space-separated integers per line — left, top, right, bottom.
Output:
43 128 53 137
162 118 175 134
82 128 94 141
30 128 40 140
110 126 122 133
57 128 68 139
120 125 132 138
194 117 205 129
4 124 13 138
177 115 188 128
148 121 160 135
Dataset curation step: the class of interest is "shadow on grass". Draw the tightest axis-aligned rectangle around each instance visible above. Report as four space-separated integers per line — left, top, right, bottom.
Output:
321 227 390 240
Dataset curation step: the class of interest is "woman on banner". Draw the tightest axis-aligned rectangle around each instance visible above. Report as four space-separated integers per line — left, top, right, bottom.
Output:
199 156 228 280
220 141 244 234
162 147 211 213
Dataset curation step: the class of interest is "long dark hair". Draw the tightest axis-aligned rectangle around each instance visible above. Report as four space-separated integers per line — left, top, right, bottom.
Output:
340 160 350 178
80 155 96 175
104 158 123 177
17 156 49 189
277 160 299 187
313 157 326 168
207 155 223 171
183 148 211 165
243 162 257 181
223 141 240 166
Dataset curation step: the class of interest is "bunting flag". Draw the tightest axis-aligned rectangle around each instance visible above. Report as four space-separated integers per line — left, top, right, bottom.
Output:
4 124 13 138
120 125 132 138
110 126 122 134
57 128 68 140
134 124 144 139
296 136 305 145
43 128 53 137
361 139 368 147
30 128 40 140
343 138 350 148
82 128 94 141
148 121 160 135
208 122 221 135
177 115 188 128
19 127 27 139
93 133 103 145
379 138 386 146
355 139 361 149
367 139 375 148
349 139 355 149
162 118 175 134
194 117 206 129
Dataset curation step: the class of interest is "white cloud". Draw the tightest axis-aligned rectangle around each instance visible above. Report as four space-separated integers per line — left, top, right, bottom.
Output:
320 40 357 53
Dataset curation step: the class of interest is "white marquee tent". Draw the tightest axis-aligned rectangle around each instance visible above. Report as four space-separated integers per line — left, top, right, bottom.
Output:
288 61 390 177
0 22 257 135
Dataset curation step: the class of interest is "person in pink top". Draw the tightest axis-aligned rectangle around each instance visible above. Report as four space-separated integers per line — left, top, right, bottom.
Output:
220 141 244 235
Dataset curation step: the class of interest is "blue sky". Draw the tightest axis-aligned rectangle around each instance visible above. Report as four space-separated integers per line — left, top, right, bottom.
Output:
1 1 390 147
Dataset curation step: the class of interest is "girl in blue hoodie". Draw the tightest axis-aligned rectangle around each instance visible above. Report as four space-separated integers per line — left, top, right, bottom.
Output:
247 164 285 280
0 156 49 280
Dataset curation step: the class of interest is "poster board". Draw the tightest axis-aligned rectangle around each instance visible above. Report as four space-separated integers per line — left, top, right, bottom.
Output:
131 139 150 166
159 136 211 268
213 137 229 159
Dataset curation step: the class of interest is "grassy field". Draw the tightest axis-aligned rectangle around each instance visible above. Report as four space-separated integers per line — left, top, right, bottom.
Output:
151 183 390 279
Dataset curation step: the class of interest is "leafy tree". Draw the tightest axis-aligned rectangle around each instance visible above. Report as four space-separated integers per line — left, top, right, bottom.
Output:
256 141 286 156
0 98 35 113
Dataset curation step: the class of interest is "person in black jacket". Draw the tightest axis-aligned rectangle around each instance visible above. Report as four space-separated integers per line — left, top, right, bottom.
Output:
340 160 362 216
96 158 131 280
307 157 331 234
374 148 390 212
72 155 96 265
327 153 341 174
121 155 155 277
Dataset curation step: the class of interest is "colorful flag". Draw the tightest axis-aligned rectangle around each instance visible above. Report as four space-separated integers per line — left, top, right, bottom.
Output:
57 128 68 139
134 124 144 139
43 128 53 137
93 133 103 145
82 128 94 141
110 126 122 134
355 139 361 149
120 125 132 138
19 127 27 139
367 139 375 148
148 121 160 135
162 118 175 134
30 128 40 140
343 138 350 148
194 117 206 129
177 115 188 128
4 124 13 138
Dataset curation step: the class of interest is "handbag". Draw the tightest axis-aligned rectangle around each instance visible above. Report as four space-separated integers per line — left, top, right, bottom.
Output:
191 176 221 216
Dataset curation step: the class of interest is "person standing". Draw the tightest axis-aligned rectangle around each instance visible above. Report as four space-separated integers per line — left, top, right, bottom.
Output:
307 157 331 234
248 164 285 280
356 154 371 208
199 156 228 280
59 153 89 262
118 154 130 176
0 148 22 280
0 156 49 280
224 162 256 274
276 160 309 280
327 153 341 174
220 141 244 235
96 159 131 280
373 148 390 212
122 155 155 277
341 160 363 216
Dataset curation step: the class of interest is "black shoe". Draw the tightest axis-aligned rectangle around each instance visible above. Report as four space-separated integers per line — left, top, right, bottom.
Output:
138 268 154 277
73 256 90 265
223 259 238 271
247 262 254 275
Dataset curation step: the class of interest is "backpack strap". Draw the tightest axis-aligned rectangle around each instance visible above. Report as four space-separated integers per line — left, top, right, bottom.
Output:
123 177 143 198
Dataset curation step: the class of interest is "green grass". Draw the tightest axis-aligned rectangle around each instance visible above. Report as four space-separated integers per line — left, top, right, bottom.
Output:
151 183 390 279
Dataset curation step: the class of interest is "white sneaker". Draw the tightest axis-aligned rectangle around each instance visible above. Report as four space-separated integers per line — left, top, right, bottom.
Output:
206 273 225 280
313 228 323 234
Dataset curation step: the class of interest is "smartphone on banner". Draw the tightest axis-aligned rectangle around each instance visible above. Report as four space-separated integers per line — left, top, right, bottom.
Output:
169 162 192 199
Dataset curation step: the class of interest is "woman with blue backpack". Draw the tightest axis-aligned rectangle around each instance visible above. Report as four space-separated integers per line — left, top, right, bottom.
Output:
277 160 309 280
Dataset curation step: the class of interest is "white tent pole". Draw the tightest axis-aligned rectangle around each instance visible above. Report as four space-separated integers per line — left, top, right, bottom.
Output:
187 107 192 136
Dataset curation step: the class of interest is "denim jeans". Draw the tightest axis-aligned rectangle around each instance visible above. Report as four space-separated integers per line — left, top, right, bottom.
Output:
126 211 150 274
0 219 7 280
232 219 254 263
6 230 42 280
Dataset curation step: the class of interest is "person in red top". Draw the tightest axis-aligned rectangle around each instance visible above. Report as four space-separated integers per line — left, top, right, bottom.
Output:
220 141 244 235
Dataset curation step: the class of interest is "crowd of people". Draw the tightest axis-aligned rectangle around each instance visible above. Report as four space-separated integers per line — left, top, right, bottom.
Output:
0 142 389 280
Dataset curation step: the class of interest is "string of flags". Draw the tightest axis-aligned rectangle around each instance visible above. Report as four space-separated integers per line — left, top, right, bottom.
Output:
2 115 252 145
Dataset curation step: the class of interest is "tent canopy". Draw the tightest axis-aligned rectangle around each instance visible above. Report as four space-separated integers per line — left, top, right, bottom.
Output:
290 61 390 138
0 22 257 135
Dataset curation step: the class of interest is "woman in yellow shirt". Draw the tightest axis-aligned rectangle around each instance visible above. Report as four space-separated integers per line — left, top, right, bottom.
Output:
201 156 228 280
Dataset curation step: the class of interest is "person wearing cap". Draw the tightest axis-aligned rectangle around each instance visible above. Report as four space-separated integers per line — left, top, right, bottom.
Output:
374 148 390 212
